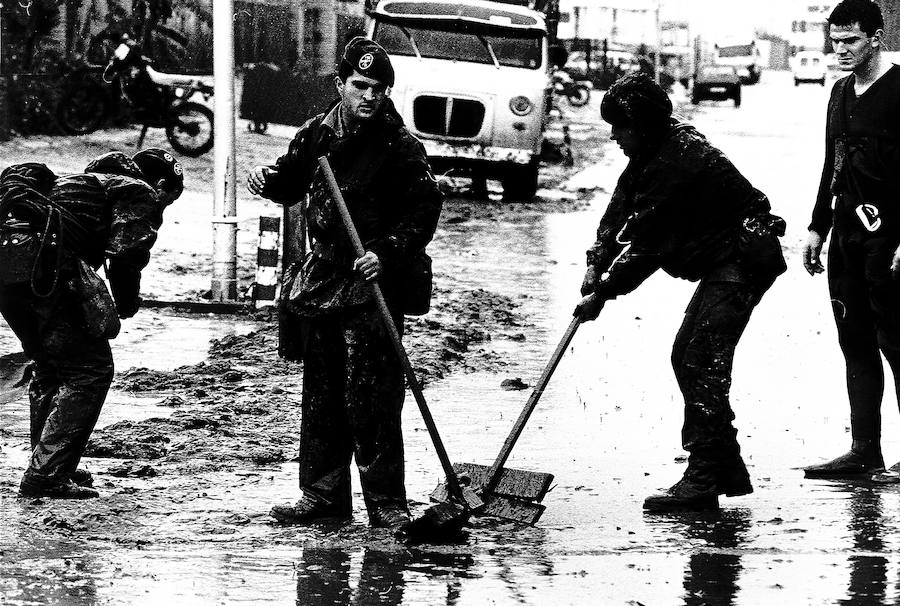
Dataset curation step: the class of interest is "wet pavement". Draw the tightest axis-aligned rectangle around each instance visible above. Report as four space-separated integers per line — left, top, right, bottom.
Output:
2 71 900 604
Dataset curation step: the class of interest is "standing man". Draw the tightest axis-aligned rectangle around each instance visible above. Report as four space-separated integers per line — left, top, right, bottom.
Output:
247 37 443 528
577 73 786 511
802 0 900 481
0 149 184 499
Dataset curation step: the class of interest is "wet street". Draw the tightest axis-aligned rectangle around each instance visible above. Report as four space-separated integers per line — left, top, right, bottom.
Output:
3 69 900 605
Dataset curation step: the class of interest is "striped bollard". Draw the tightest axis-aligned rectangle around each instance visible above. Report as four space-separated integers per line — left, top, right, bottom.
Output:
253 216 281 308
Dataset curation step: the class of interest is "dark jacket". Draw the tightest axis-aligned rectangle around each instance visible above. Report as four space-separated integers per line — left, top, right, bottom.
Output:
0 165 164 309
810 65 900 237
587 121 781 300
263 98 443 316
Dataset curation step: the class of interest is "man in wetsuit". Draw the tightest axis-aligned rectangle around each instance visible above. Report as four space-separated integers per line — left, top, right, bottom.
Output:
0 149 184 499
577 73 786 511
802 0 900 482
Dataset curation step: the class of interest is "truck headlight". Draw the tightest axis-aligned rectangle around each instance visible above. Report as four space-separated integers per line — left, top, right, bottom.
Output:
509 96 533 116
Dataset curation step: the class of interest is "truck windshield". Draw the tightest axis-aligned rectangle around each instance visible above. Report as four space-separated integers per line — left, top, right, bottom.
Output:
373 21 543 69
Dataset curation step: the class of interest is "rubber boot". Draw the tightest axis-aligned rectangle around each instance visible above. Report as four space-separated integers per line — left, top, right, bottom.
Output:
803 439 885 478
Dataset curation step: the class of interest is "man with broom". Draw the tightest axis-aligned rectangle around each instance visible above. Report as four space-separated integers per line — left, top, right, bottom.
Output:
576 73 786 511
247 37 443 528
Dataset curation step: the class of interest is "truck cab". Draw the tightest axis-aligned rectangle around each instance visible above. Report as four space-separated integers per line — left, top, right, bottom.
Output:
369 0 550 199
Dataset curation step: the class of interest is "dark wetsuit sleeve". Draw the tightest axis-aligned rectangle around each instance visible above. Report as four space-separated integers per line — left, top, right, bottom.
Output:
809 82 842 236
586 191 628 272
105 177 163 270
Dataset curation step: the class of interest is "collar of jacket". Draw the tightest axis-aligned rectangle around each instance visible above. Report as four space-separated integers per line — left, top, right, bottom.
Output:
319 97 405 139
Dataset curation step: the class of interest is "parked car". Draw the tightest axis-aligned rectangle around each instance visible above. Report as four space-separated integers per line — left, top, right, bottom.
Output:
792 50 827 86
691 65 741 107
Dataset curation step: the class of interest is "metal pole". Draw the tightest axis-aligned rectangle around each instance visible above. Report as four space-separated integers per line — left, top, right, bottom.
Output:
211 0 238 301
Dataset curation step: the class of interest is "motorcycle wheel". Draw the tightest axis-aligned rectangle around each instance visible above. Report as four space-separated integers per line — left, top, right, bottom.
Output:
567 85 590 107
166 101 214 157
56 80 108 135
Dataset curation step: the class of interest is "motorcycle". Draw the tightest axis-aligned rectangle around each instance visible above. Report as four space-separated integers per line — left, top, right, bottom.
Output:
57 38 215 157
552 69 591 107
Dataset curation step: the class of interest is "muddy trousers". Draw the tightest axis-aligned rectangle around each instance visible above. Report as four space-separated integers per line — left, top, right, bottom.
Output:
671 275 761 489
827 233 900 443
0 281 113 486
298 305 407 515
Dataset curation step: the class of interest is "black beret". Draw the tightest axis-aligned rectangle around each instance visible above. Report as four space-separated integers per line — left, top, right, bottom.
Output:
341 36 394 87
601 72 673 134
132 148 184 197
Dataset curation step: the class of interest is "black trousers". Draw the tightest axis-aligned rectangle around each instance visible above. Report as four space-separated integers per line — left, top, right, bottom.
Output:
0 279 114 485
671 268 763 485
827 232 900 443
297 304 407 515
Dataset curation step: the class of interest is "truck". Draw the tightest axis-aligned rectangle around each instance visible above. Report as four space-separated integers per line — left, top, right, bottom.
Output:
713 40 762 85
368 0 552 199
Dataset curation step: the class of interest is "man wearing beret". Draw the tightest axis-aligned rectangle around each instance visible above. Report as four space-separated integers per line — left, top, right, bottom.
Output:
575 73 786 511
248 37 443 528
0 148 184 499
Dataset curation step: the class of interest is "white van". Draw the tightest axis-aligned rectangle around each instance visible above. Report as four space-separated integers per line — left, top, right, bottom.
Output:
792 50 827 86
369 0 550 199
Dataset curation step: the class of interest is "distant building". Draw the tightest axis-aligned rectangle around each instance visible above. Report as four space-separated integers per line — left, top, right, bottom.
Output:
789 3 833 54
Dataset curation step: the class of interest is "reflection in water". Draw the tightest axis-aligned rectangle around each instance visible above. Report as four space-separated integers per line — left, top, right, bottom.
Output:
681 510 749 606
839 486 887 605
295 547 475 606
645 509 749 606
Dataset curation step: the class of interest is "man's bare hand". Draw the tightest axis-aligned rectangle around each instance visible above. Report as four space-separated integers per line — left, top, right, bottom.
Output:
892 244 900 280
581 266 598 296
247 166 273 196
802 230 825 275
353 251 382 282
574 293 604 321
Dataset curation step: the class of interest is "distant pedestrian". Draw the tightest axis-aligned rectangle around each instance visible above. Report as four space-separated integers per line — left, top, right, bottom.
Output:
801 0 900 482
247 37 443 528
576 73 786 511
0 149 184 499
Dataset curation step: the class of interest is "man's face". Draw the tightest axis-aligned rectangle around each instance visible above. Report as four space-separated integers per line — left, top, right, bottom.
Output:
336 71 389 124
610 123 642 158
830 22 882 72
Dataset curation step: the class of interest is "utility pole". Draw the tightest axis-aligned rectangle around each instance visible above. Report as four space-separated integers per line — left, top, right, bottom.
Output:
212 0 238 301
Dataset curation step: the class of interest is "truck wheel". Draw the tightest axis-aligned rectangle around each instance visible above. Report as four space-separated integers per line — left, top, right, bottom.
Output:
501 161 539 200
734 92 741 108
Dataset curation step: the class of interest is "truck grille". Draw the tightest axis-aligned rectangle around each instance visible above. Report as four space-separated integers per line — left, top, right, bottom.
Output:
413 96 484 138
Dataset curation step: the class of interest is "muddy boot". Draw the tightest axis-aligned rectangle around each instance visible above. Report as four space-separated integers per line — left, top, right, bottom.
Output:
644 478 719 512
871 461 900 485
718 459 753 497
369 506 411 529
70 469 94 487
270 495 350 525
803 440 885 478
19 477 99 499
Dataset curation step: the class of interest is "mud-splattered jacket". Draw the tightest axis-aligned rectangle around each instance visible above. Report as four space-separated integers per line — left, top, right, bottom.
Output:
0 164 165 304
586 122 779 300
810 65 900 237
262 98 443 316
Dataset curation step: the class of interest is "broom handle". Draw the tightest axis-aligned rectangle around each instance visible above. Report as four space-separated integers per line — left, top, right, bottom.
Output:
483 314 582 495
317 157 467 504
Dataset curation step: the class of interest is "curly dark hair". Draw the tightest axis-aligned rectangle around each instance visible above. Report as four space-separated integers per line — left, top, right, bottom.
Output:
828 0 885 37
